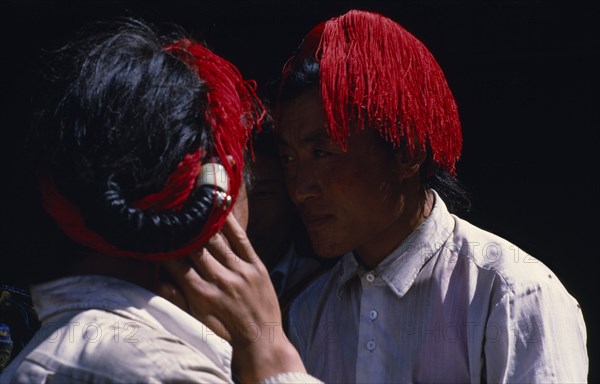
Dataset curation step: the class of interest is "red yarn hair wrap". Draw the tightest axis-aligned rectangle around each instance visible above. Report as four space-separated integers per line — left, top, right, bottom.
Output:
282 10 462 175
40 39 264 260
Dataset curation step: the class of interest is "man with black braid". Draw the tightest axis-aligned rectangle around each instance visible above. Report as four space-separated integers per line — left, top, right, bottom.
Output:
0 17 320 384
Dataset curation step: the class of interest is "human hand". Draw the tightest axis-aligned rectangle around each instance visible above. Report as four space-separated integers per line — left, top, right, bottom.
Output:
160 214 306 383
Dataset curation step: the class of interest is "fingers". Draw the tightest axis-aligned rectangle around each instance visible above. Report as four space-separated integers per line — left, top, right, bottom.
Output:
161 258 212 298
220 214 260 264
160 259 233 343
205 232 242 270
162 213 263 297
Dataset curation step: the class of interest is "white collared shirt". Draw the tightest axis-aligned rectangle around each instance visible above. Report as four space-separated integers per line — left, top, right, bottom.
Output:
1 275 321 384
287 191 588 383
1 275 233 383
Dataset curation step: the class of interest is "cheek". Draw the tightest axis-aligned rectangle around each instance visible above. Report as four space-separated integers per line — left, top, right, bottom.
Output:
232 189 249 231
249 196 294 231
324 170 371 216
330 162 400 216
232 199 249 231
328 159 387 195
355 152 399 198
283 177 297 204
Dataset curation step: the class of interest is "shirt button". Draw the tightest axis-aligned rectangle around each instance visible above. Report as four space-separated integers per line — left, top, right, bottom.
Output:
365 273 375 283
366 340 376 351
369 309 378 320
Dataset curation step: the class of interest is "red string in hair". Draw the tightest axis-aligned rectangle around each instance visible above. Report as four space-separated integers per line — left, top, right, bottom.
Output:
40 39 264 260
282 10 462 175
132 148 204 211
165 39 264 243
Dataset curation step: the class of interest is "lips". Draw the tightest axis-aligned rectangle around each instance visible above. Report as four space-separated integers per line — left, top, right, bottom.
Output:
303 213 334 231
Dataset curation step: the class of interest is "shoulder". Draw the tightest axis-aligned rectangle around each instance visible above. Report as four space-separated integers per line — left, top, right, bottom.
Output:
448 218 589 381
6 309 232 383
449 215 579 305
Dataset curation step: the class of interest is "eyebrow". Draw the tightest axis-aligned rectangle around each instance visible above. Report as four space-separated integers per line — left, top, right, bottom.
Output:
278 128 332 146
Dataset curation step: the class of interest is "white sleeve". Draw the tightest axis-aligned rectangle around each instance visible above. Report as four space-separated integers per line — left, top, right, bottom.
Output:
484 275 588 383
257 371 324 384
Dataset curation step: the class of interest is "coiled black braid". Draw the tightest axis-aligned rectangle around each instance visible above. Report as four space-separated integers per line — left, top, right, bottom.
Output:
80 181 226 253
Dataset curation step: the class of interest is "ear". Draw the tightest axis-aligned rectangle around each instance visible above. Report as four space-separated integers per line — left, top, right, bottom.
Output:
394 145 427 179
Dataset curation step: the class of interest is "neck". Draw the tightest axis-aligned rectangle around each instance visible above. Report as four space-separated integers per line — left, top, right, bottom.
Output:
70 253 159 290
355 189 434 269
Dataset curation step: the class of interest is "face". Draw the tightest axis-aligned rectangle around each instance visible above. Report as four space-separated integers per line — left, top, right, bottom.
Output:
278 88 410 263
231 181 249 231
246 151 297 270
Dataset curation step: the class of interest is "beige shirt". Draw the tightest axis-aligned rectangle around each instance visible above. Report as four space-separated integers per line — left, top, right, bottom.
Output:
2 275 320 384
288 192 588 383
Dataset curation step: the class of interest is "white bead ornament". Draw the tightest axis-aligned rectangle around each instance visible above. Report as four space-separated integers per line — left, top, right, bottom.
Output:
198 163 231 210
198 163 229 192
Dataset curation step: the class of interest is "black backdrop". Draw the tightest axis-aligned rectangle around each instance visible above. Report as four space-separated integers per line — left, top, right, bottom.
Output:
2 0 598 380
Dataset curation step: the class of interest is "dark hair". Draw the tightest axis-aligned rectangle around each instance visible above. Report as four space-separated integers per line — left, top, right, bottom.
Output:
22 17 256 282
276 57 471 214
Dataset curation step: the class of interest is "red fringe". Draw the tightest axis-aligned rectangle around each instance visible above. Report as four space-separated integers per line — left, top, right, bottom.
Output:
292 10 462 175
169 40 265 250
132 149 204 211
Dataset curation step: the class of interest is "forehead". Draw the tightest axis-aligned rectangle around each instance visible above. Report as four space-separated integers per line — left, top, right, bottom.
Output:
278 88 329 146
277 88 389 155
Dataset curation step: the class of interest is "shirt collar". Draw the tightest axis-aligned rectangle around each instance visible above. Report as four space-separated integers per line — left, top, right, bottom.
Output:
336 190 455 298
337 252 361 290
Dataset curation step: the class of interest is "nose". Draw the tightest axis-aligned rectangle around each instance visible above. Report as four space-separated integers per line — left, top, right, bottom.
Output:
287 160 321 204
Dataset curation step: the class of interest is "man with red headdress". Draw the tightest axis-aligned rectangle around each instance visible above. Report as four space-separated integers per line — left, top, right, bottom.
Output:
275 10 588 383
0 17 321 384
166 9 588 383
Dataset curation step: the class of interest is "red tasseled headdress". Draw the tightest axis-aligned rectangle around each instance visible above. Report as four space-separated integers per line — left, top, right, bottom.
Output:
40 39 264 260
282 10 462 175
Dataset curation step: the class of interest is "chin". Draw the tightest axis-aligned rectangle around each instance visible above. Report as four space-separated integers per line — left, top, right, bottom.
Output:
310 237 348 258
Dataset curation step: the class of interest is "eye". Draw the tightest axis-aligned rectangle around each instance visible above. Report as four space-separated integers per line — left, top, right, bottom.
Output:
279 152 295 165
314 149 332 159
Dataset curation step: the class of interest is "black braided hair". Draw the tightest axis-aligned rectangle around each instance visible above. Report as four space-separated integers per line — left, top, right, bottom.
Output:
33 18 232 261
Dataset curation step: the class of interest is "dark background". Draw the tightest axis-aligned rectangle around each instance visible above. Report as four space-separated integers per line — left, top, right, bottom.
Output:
2 0 597 381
